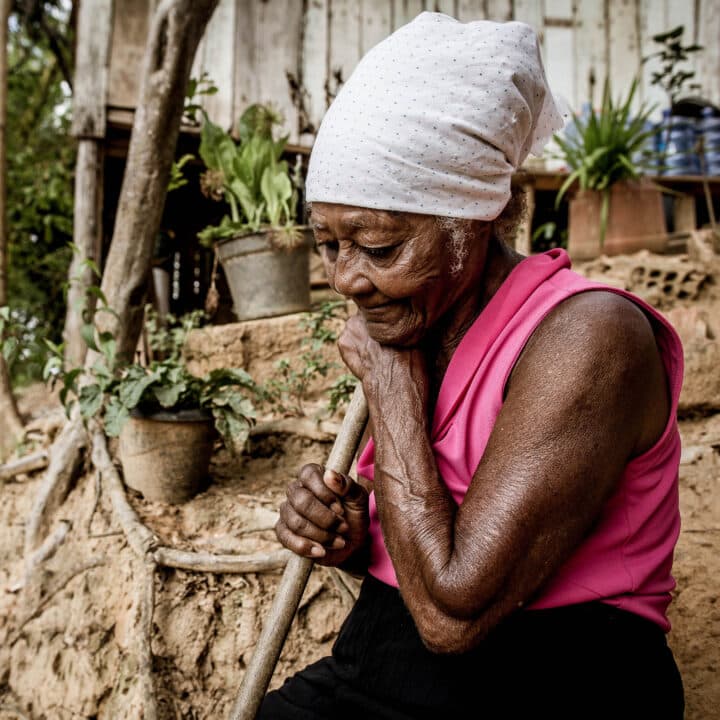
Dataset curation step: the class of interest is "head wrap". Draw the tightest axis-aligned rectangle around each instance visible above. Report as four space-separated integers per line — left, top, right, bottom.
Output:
306 12 566 220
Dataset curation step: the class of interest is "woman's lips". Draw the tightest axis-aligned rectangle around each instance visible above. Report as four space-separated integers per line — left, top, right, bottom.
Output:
361 301 394 316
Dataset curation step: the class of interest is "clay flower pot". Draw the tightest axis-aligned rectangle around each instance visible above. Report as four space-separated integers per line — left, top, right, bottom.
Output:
119 409 216 504
568 180 668 260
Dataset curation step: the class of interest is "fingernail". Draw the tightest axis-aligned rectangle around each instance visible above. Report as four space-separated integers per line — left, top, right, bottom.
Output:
331 537 346 549
336 521 349 534
310 545 326 558
323 469 338 484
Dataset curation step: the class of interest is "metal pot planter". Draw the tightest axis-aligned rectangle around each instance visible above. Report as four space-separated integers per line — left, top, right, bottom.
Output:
567 180 668 261
215 228 314 322
119 409 216 504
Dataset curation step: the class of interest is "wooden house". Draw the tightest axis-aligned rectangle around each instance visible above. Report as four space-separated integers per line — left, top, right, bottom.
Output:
75 0 720 316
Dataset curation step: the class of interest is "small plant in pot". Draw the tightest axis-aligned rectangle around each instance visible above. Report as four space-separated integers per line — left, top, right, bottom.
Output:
554 78 667 260
198 104 313 322
46 308 258 504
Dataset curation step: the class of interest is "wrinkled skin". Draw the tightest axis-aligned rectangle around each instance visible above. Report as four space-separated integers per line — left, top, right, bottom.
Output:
275 202 669 653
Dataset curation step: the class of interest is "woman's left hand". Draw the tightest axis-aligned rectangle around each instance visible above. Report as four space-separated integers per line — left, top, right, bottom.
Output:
338 314 429 410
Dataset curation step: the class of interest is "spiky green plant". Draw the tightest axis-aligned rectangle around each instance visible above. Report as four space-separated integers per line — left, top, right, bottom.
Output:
554 78 658 246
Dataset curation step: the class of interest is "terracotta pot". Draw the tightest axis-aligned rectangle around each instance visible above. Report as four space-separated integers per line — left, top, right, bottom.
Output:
215 228 314 322
119 409 216 504
567 180 668 260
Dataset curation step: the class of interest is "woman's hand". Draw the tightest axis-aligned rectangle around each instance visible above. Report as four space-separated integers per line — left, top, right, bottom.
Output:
275 464 369 567
338 314 429 410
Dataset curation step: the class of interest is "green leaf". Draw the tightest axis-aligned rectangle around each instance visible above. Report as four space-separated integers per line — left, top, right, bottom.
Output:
2 336 19 363
78 383 103 419
153 382 185 408
118 369 157 410
97 331 116 365
104 398 130 437
81 323 99 352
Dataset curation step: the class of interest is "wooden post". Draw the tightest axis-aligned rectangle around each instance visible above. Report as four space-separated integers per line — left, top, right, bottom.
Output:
64 0 114 369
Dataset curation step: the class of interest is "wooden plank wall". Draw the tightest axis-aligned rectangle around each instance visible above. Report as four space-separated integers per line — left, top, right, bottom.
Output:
106 0 720 145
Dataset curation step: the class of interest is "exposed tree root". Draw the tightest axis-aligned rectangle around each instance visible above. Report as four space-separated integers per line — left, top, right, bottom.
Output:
9 519 72 593
0 451 49 483
153 547 291 574
133 556 158 720
90 426 159 556
23 416 86 558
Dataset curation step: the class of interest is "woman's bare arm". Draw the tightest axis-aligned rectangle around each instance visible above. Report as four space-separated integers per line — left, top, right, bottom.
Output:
349 292 669 653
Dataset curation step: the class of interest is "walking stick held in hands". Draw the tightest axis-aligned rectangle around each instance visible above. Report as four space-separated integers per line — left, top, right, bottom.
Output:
230 385 369 720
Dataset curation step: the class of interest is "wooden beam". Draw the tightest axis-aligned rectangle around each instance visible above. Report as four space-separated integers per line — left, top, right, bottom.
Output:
72 0 113 139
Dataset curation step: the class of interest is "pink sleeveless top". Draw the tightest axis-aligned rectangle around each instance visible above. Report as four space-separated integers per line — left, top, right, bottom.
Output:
356 249 683 631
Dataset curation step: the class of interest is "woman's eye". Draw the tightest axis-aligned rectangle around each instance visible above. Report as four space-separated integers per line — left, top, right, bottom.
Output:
318 240 339 258
361 245 395 259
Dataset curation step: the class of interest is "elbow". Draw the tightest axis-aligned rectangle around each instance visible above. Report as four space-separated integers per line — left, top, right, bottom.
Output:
414 612 488 655
425 566 495 620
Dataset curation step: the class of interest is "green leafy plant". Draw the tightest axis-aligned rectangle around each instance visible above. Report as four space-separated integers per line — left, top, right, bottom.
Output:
197 103 301 247
643 26 703 108
554 78 658 245
45 300 259 451
261 301 356 417
183 72 219 126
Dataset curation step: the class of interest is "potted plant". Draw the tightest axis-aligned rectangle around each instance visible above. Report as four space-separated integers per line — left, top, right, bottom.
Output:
198 104 313 322
46 308 258 504
555 78 667 260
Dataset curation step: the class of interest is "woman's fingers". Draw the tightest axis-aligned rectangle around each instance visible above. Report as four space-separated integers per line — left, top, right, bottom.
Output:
276 463 369 562
298 463 345 515
275 518 328 558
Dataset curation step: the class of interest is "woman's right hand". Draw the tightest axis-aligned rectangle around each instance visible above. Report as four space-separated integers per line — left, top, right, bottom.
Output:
275 463 370 567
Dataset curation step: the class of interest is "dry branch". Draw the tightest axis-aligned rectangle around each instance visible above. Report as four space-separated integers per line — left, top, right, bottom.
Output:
0 450 48 482
153 547 291 574
23 416 86 557
90 426 158 557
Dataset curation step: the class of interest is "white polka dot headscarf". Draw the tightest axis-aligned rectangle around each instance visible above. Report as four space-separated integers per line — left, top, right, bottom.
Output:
305 12 567 221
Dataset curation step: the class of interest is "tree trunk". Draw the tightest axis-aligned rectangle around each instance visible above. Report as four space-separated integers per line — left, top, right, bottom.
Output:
64 139 103 369
0 0 26 457
95 0 220 361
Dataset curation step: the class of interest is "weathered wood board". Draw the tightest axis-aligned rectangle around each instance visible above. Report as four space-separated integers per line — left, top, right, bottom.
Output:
103 0 720 145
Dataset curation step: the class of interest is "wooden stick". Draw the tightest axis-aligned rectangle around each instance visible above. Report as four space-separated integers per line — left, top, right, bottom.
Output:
229 385 368 720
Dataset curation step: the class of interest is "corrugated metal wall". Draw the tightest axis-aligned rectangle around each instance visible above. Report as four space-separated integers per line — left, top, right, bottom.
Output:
107 0 720 145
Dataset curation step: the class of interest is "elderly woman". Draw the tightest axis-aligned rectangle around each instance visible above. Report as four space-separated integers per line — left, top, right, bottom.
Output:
261 13 684 719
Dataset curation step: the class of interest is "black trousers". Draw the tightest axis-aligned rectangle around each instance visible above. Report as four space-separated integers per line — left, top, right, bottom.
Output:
258 575 684 719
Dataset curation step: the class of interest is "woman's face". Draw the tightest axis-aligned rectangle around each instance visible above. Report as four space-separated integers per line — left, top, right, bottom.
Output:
310 203 488 347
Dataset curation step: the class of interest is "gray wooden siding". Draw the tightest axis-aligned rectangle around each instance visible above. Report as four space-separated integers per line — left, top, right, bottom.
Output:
106 0 720 144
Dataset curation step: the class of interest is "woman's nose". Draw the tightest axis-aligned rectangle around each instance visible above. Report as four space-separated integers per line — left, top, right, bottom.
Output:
331 253 374 298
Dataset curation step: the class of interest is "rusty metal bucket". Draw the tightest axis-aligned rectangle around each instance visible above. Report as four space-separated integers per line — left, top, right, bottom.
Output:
216 228 314 322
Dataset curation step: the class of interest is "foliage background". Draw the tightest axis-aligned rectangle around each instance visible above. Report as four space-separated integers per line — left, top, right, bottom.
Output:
6 1 75 384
